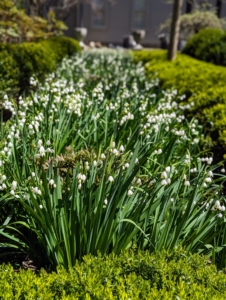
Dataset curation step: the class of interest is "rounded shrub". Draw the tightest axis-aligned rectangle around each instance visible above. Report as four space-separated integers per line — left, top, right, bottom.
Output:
40 36 81 62
0 49 19 96
182 28 226 66
8 42 56 90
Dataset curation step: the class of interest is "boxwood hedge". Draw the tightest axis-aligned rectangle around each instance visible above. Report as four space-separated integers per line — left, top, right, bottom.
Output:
132 49 226 161
0 36 81 95
182 28 226 66
1 249 226 299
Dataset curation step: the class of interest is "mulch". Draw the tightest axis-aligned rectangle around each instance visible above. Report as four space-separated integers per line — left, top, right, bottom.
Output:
0 253 39 273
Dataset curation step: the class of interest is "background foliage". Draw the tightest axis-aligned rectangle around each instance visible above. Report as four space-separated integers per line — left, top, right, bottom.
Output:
0 0 67 43
182 28 226 66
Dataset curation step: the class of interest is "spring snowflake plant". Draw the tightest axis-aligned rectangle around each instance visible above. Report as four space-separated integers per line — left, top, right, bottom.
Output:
0 50 226 270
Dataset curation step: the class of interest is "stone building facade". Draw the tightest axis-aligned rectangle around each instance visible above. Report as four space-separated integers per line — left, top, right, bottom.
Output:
65 0 226 47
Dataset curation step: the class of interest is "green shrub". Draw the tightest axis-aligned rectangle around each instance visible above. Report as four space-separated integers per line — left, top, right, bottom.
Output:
40 36 81 62
0 50 19 96
0 0 67 43
0 249 226 299
7 42 56 90
160 9 226 40
132 49 226 159
182 28 226 66
0 37 81 92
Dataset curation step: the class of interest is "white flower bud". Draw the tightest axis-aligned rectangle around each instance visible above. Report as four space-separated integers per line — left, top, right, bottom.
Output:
49 179 55 185
108 176 114 182
165 166 171 173
127 190 133 196
161 179 167 186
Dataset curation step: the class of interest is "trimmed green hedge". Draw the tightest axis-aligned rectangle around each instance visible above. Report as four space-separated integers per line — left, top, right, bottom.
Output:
132 49 226 159
182 28 226 66
1 249 226 299
0 50 19 96
0 36 81 94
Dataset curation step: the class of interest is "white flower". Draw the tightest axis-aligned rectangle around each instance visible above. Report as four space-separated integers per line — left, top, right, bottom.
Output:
39 146 45 157
49 179 55 185
32 172 35 177
77 173 82 180
119 145 125 152
112 148 119 155
215 200 221 208
101 153 106 160
166 178 171 185
39 205 43 209
78 183 82 190
218 213 223 218
93 160 97 167
2 175 6 181
157 149 162 154
81 174 86 181
37 140 42 147
46 140 51 146
10 190 15 195
208 171 213 177
127 189 133 196
221 206 226 212
137 178 142 185
32 186 41 195
125 163 130 168
11 181 17 190
203 183 207 188
104 198 108 205
108 176 114 182
205 177 212 183
207 157 213 165
184 180 190 186
161 179 167 186
165 166 171 173
221 168 226 173
161 171 167 179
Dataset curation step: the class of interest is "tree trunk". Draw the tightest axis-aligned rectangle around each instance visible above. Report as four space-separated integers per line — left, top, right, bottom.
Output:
168 0 184 61
216 0 223 18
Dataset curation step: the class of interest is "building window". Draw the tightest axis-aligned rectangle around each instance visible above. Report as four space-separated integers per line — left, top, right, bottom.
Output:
92 0 106 28
133 0 146 29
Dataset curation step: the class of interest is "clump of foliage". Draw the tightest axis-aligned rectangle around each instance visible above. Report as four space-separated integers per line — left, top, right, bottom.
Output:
1 249 226 299
132 49 226 160
0 50 19 96
160 8 226 40
0 0 67 43
0 36 81 94
182 28 226 66
1 51 226 271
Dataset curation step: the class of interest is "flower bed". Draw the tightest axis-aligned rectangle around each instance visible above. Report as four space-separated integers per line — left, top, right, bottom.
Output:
0 50 226 272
